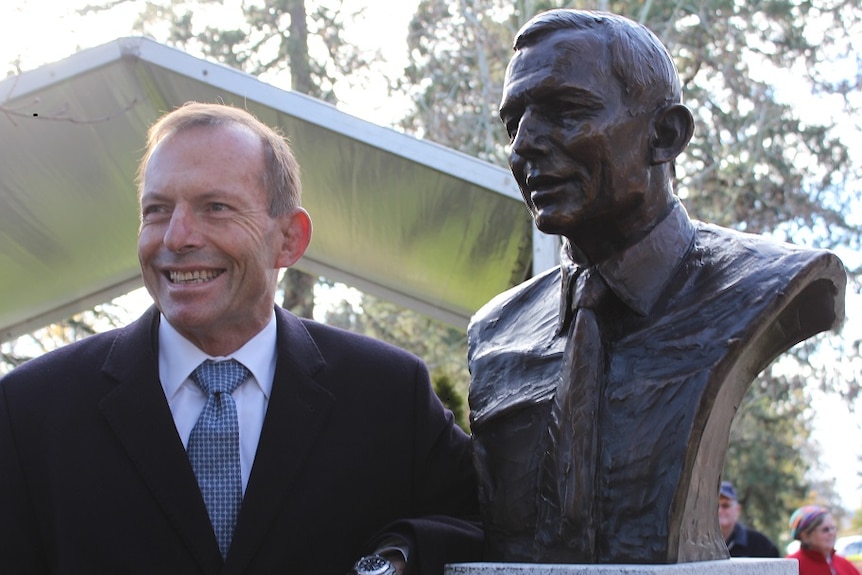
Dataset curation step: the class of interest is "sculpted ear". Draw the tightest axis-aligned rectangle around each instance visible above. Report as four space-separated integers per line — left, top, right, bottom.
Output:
650 103 694 165
275 207 312 269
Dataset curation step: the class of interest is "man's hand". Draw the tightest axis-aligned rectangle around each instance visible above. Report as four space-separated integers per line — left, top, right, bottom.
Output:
384 551 406 575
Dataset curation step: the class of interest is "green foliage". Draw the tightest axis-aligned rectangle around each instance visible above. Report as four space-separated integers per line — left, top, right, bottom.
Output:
851 505 862 533
722 364 817 545
433 372 469 431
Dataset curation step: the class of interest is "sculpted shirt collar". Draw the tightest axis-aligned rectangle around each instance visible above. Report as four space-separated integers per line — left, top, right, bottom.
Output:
559 200 696 329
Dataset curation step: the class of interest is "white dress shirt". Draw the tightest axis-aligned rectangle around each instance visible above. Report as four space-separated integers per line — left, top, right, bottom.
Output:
158 313 277 493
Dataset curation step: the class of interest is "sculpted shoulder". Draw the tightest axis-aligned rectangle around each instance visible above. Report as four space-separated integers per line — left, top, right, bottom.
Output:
468 265 562 344
467 266 564 427
690 222 845 332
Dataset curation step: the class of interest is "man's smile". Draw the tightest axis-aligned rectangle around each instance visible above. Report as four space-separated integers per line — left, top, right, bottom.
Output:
167 269 224 284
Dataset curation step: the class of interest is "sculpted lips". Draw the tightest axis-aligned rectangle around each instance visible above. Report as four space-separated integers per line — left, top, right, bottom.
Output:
168 269 224 284
525 170 566 194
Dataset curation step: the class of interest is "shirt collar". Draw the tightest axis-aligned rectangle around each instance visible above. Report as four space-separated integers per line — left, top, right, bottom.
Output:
729 522 749 547
559 200 695 323
158 312 278 400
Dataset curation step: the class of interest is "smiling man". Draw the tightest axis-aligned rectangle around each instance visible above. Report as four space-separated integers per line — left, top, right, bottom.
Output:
0 103 482 574
467 9 845 565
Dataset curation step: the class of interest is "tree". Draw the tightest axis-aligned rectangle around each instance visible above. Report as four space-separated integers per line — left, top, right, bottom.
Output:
850 504 862 533
399 0 862 527
1 301 131 375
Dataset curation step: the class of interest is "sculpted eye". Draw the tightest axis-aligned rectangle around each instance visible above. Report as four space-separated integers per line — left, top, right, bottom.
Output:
503 116 520 141
555 97 602 120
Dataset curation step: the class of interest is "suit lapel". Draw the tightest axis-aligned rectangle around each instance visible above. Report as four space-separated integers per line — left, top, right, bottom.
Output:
226 308 335 574
98 307 223 574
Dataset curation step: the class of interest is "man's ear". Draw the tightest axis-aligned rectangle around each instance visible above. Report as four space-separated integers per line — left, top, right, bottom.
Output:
275 207 312 269
650 103 694 165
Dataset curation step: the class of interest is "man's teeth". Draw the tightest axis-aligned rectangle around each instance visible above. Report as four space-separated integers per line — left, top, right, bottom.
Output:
170 270 220 283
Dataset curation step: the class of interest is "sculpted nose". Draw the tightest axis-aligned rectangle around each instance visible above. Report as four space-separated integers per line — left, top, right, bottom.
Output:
163 206 201 253
510 109 547 160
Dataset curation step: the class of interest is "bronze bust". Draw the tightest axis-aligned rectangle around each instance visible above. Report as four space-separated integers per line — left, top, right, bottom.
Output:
467 9 845 565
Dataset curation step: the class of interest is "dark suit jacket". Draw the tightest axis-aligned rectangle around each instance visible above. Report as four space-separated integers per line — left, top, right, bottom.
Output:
0 306 482 574
468 214 844 564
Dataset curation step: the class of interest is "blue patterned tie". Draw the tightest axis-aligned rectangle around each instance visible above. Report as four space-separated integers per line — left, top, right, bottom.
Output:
188 359 249 559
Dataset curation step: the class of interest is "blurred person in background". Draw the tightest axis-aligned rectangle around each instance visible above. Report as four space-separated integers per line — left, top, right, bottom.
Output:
718 481 779 557
788 505 861 575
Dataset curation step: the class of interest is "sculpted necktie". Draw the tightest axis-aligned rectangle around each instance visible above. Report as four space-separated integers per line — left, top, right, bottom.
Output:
187 359 249 560
536 267 607 562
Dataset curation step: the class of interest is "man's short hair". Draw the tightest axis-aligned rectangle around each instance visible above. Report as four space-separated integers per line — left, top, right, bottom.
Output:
138 102 302 217
512 9 682 113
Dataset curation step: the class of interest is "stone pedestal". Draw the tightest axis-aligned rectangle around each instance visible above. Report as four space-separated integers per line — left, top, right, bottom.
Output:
445 559 797 575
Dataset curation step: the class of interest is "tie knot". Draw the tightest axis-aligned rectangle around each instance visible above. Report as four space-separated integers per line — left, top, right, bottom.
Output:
573 268 607 310
191 359 249 396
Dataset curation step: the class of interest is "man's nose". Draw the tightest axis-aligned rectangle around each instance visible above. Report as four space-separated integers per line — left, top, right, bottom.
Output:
163 206 201 253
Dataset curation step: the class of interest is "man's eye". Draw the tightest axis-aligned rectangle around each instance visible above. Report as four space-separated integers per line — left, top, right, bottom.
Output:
209 203 230 212
141 205 169 219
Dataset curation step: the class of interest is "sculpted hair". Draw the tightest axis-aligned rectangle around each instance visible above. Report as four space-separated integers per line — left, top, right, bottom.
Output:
513 10 683 113
138 102 302 216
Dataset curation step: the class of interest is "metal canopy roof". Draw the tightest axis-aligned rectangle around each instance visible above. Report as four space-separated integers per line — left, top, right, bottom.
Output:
0 37 544 342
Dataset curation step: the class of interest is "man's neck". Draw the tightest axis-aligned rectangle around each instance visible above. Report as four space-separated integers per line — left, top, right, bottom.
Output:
566 193 677 266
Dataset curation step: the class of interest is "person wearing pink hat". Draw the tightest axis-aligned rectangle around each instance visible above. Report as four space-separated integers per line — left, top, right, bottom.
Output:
787 505 860 575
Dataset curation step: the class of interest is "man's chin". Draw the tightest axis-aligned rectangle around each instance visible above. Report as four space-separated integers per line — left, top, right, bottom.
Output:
158 302 217 331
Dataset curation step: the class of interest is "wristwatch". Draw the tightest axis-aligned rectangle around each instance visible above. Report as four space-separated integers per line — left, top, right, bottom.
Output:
353 554 396 575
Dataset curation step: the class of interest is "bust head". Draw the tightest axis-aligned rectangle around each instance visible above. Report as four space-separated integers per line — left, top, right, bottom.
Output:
500 10 694 264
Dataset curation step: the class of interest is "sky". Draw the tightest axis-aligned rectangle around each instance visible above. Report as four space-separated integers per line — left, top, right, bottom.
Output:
2 0 861 517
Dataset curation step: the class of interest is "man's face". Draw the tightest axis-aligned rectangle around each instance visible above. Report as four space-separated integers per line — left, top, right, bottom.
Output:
138 124 288 353
499 28 653 241
718 496 740 531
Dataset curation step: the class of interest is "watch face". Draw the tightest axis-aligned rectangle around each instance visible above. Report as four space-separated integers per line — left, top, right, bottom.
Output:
354 554 395 575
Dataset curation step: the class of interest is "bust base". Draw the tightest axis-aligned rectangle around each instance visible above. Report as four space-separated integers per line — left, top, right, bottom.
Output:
445 559 796 575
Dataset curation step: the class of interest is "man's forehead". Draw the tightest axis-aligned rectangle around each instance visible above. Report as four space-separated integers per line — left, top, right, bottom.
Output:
146 123 264 172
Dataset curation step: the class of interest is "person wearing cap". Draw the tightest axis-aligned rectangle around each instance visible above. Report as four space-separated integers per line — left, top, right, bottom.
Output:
718 481 780 558
788 505 860 575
